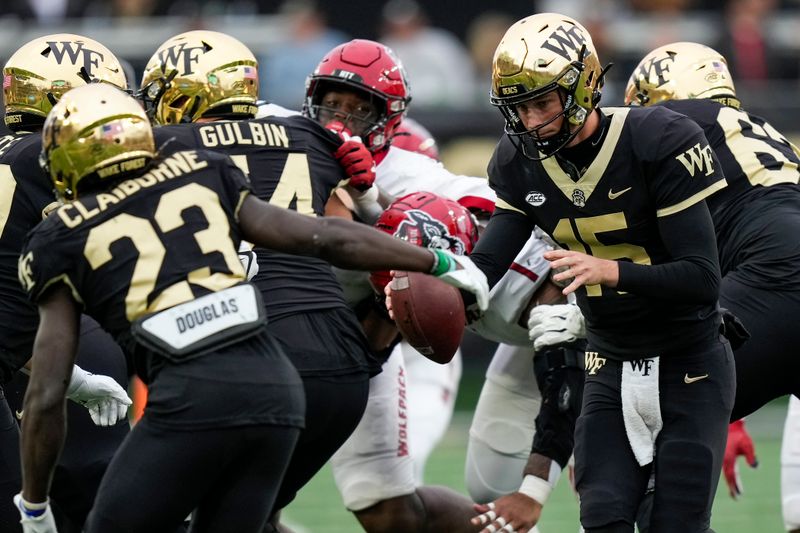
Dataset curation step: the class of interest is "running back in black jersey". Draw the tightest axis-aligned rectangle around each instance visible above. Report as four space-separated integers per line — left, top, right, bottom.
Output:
488 106 726 357
0 134 60 380
154 115 349 320
659 98 800 286
19 149 249 359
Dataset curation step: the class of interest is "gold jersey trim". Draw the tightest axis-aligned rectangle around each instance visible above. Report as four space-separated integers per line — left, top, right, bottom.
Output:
540 107 630 204
496 197 526 214
38 274 84 307
656 178 727 217
235 189 250 223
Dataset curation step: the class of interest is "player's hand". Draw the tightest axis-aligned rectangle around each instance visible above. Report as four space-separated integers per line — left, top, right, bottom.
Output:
528 303 586 352
237 242 259 281
383 251 489 317
14 494 57 533
66 366 131 427
471 495 542 533
334 140 376 192
384 282 395 320
544 249 619 296
724 419 758 499
430 250 489 311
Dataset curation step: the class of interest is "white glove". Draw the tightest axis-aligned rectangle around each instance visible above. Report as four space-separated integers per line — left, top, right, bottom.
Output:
527 303 586 352
66 365 131 427
345 184 383 224
237 241 259 281
14 494 57 533
433 250 490 312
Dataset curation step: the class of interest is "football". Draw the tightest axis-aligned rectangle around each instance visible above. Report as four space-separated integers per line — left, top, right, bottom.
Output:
390 271 466 364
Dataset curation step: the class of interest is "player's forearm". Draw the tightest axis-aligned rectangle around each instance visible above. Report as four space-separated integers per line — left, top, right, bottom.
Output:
241 195 435 272
470 208 535 288
313 216 435 272
616 202 720 303
20 390 66 502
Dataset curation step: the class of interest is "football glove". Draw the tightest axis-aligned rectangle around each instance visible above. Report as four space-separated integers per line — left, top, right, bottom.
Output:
237 241 259 281
334 140 376 192
66 365 131 427
723 419 758 499
528 303 586 352
430 249 489 312
14 494 57 533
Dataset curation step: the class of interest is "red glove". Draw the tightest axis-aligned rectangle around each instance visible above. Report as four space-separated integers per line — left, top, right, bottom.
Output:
723 419 758 499
335 140 376 191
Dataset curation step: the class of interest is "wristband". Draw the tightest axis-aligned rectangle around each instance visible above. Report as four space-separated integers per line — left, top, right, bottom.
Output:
429 249 455 277
17 495 48 518
518 474 553 505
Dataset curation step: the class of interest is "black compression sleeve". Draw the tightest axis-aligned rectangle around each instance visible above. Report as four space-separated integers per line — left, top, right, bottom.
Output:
617 201 720 304
469 207 536 289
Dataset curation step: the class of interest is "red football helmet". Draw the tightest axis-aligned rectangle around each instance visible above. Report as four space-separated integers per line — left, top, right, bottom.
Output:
392 117 439 160
370 191 479 292
304 39 411 153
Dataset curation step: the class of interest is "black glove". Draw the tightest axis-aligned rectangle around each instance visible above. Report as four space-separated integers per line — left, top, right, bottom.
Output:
719 307 750 351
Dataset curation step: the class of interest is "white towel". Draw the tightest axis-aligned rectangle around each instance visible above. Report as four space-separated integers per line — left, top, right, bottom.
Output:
621 357 663 466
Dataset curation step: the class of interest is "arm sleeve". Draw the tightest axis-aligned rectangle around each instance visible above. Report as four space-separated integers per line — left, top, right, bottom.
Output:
469 207 536 289
616 200 720 303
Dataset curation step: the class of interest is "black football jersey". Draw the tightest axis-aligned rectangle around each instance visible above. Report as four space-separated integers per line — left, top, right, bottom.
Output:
0 134 60 380
19 149 249 350
154 115 349 320
659 99 800 283
488 106 725 357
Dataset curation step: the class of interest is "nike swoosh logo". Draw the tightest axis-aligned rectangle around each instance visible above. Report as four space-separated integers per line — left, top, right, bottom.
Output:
15 410 23 420
608 187 632 200
684 373 709 384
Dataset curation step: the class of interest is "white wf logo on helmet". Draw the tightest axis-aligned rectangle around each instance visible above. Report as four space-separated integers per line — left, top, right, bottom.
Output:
526 191 546 206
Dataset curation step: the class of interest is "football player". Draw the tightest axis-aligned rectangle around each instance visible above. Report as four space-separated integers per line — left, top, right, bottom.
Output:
305 38 581 533
403 13 736 533
137 30 468 528
625 42 800 530
391 117 439 160
0 34 133 533
302 39 497 532
17 83 489 533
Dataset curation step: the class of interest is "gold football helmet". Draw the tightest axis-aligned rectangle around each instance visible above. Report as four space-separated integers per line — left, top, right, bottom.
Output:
490 13 607 160
624 42 737 107
140 30 259 125
3 33 128 133
41 84 155 201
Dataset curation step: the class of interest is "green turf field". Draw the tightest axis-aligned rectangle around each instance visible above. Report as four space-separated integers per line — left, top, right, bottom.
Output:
283 396 789 532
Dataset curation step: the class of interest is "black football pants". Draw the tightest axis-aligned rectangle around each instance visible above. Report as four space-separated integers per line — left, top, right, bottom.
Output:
575 336 735 532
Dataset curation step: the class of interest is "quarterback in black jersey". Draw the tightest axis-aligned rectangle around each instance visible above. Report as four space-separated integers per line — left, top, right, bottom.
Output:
18 83 488 532
626 42 800 520
0 34 133 533
139 30 385 523
461 14 734 533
